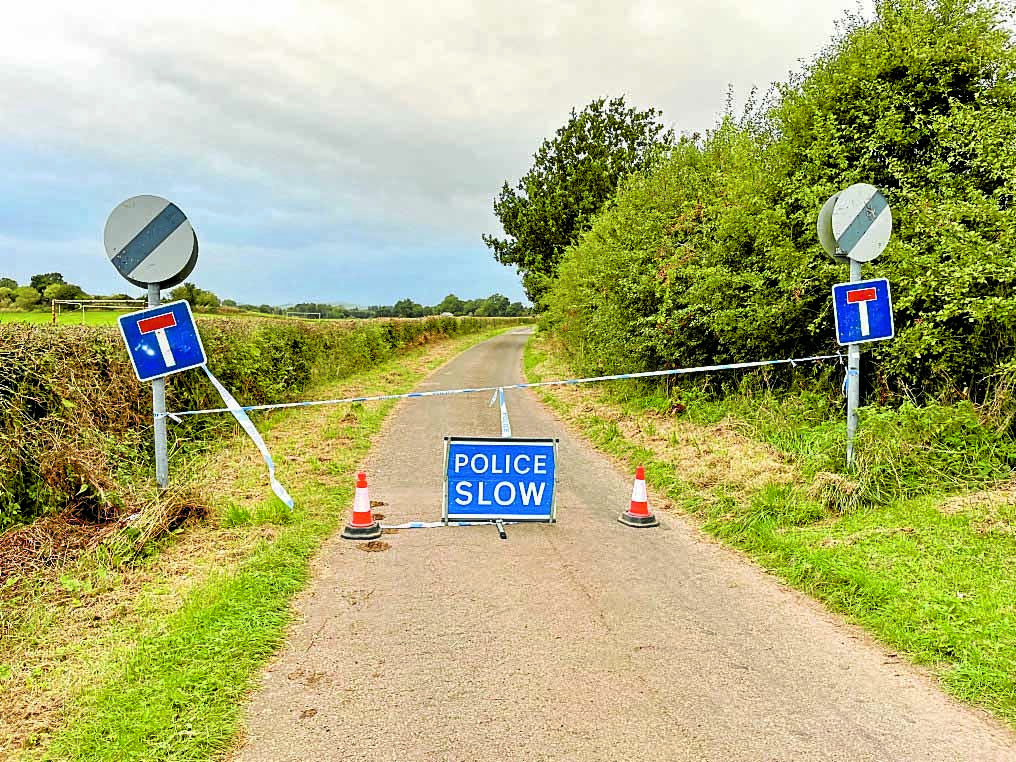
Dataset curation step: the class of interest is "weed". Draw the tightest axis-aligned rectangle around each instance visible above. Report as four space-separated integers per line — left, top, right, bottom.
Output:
220 502 253 528
2 324 518 760
525 330 1016 729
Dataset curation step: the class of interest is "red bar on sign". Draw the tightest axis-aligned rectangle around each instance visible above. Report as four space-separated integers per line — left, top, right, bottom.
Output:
846 288 877 303
137 313 177 333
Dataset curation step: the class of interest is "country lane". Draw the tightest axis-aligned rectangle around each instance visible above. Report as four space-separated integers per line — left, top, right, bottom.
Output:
234 328 1016 762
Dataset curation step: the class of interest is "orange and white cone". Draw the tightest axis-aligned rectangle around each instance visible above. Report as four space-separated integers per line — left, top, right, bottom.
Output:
341 472 382 540
618 466 659 528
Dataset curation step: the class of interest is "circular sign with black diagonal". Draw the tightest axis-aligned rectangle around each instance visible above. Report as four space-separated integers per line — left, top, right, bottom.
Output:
104 195 198 289
831 183 892 263
817 192 850 264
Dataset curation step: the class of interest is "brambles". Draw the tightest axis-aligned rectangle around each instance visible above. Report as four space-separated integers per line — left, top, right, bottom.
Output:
543 0 1016 403
0 317 526 530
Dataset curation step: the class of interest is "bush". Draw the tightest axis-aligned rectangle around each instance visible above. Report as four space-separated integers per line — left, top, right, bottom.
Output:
0 316 527 530
544 0 1016 403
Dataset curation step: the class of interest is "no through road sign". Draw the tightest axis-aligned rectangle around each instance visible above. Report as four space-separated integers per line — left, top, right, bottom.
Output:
831 184 892 263
119 300 207 382
832 278 895 345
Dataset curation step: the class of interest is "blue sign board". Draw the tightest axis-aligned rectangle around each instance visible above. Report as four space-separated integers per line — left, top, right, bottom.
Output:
444 437 557 522
118 300 207 382
832 278 895 346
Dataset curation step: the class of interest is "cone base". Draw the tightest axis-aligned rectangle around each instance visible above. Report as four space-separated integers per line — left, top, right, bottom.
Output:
341 521 382 540
618 511 660 528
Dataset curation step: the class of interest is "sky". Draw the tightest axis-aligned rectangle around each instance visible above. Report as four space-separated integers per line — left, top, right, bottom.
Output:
0 0 873 307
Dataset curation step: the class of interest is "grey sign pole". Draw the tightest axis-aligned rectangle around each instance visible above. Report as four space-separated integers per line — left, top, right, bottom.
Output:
105 195 199 491
819 184 893 470
148 283 170 489
845 259 862 468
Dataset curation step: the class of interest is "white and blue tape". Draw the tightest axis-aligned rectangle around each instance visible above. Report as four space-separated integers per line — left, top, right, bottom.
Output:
201 366 294 509
380 520 518 529
489 387 512 437
169 353 841 511
159 353 843 420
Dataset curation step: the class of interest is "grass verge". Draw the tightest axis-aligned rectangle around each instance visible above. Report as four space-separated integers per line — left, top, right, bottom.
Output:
525 331 1016 729
2 325 515 761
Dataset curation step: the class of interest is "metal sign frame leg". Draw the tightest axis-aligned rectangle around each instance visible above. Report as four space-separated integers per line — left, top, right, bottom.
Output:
846 259 862 469
149 283 169 490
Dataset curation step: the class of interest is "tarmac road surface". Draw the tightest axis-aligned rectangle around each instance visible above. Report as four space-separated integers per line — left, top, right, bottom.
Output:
235 329 1016 762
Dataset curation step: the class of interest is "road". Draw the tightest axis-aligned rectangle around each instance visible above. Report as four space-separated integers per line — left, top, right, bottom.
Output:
236 329 1016 761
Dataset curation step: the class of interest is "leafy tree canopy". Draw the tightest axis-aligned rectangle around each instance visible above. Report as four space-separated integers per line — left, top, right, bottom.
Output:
14 286 41 310
43 283 89 302
483 96 674 305
392 298 425 318
437 293 465 315
544 0 1016 399
30 272 65 292
170 282 221 309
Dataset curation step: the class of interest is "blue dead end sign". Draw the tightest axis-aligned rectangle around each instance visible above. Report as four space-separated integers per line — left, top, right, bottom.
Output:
832 278 895 345
444 437 557 522
118 300 207 382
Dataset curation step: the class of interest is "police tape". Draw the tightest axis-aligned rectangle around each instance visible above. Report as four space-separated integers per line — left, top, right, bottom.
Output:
201 366 295 509
380 520 518 529
158 352 843 420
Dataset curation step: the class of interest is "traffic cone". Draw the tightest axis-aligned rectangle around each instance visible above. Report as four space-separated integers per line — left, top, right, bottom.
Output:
341 472 382 540
618 466 659 528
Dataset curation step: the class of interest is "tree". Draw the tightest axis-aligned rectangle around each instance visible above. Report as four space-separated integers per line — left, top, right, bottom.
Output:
170 282 201 305
543 0 1016 398
392 298 423 318
477 293 511 317
769 0 1016 394
30 272 65 292
42 282 88 303
14 286 41 310
0 277 16 290
194 290 220 309
437 293 465 315
483 96 674 305
461 298 484 315
0 287 14 307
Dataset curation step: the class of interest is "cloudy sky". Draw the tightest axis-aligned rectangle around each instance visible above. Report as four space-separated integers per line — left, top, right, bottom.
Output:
0 0 871 306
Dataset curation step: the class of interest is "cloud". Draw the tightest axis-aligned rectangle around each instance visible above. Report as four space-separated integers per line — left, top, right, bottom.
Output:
0 0 871 304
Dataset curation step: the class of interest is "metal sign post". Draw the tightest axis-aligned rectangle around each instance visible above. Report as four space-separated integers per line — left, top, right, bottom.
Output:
819 184 895 469
846 259 862 468
105 195 200 491
119 298 209 490
149 284 169 489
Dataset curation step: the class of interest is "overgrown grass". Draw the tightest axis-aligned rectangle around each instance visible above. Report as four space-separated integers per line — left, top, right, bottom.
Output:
0 316 528 529
3 325 515 761
525 332 1016 728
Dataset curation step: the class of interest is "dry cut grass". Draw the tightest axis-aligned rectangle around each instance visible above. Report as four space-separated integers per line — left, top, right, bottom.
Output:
0 327 506 759
529 345 799 502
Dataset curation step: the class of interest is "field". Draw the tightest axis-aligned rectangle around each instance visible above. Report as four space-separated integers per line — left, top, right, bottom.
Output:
0 309 316 326
525 332 1016 728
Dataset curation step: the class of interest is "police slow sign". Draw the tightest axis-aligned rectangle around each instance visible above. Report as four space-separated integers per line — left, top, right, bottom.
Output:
444 437 557 522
